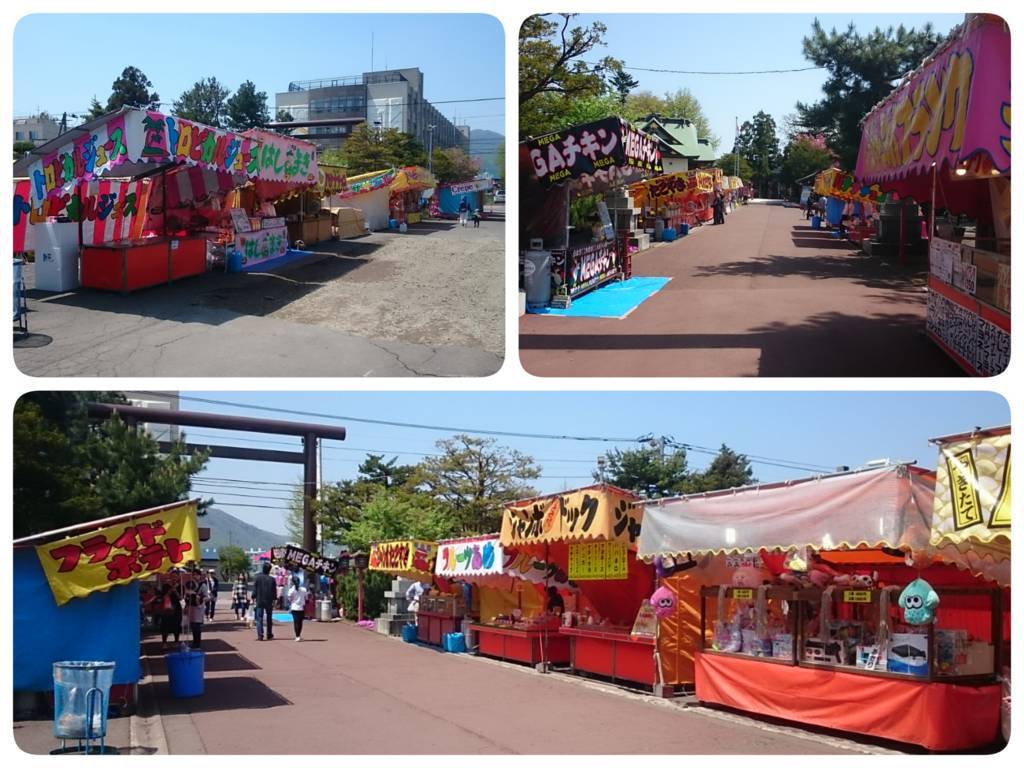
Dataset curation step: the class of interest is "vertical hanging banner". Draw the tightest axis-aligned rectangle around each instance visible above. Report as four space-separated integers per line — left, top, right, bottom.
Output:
35 502 200 606
13 179 32 252
931 432 1011 546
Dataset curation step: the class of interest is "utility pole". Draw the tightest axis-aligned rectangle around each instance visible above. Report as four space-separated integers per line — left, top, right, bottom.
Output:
427 124 436 175
734 116 739 179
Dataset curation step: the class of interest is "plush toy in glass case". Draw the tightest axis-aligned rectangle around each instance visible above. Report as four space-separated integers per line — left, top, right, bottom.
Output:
898 578 940 625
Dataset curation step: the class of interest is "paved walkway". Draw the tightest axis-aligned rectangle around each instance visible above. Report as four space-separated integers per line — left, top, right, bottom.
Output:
519 204 962 377
131 616 899 755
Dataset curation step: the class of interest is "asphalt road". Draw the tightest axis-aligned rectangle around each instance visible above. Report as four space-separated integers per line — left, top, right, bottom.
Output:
519 204 963 377
122 614 899 755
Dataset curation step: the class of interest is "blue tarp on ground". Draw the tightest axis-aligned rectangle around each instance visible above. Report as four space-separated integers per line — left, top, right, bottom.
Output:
438 188 484 216
13 548 141 691
529 276 671 319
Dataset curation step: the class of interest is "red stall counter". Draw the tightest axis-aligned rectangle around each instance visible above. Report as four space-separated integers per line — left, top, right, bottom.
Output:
560 626 657 686
471 624 570 667
416 610 461 647
695 651 1001 751
81 236 206 293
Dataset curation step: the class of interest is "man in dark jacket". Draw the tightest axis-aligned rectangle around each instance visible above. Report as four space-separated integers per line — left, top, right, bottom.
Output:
252 562 277 640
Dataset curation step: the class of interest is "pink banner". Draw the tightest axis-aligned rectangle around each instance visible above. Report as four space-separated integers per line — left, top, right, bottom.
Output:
13 180 31 252
856 16 1010 183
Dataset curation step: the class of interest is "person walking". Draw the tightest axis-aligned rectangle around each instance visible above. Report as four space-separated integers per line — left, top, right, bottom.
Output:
252 562 277 640
157 583 183 650
185 572 209 650
231 572 250 620
713 192 726 225
288 576 308 641
472 206 482 228
458 196 470 227
206 569 219 620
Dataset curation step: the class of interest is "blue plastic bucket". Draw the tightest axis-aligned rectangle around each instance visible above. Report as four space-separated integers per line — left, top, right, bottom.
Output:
811 215 821 230
226 251 243 273
401 624 418 643
662 228 677 242
166 651 205 698
445 633 466 653
388 218 398 229
680 223 690 236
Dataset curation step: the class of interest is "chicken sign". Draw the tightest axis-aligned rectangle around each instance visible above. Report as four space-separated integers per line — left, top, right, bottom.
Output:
527 117 662 188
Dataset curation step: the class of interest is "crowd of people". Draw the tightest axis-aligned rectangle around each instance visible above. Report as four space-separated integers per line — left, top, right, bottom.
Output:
141 561 326 650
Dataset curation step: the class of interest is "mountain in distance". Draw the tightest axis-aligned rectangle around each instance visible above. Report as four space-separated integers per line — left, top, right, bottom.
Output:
199 507 287 552
469 128 504 179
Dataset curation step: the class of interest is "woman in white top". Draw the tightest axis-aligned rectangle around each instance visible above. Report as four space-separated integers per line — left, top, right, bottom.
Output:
186 576 209 649
287 576 308 641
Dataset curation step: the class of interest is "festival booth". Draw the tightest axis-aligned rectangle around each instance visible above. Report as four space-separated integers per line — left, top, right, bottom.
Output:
368 539 437 582
499 485 661 685
330 168 396 231
855 14 1011 376
389 166 435 226
812 167 892 243
433 178 493 218
520 117 662 308
13 500 201 715
638 463 1008 751
16 108 319 291
629 168 718 239
269 162 347 247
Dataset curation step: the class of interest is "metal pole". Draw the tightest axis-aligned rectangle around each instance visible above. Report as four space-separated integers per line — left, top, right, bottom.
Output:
930 162 937 241
357 567 365 622
303 432 318 586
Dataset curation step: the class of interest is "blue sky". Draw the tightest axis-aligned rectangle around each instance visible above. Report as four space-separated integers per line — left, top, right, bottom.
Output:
176 391 1008 535
571 13 964 150
13 14 505 135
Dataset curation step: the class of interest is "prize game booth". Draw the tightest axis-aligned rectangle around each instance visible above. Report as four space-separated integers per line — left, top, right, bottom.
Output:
388 166 435 226
812 167 891 245
637 453 1010 751
499 484 668 686
13 501 201 719
16 107 319 292
521 117 662 309
856 14 1010 376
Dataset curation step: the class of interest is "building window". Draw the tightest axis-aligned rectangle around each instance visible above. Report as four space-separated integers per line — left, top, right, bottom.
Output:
15 131 23 140
28 130 37 140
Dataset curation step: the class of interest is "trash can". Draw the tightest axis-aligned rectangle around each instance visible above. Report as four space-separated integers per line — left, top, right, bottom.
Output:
679 223 690 237
226 250 243 273
52 661 115 742
662 228 677 242
316 599 332 622
523 249 552 307
165 650 205 698
401 624 418 643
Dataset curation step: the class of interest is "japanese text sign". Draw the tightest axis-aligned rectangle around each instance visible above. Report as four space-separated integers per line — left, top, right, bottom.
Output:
931 432 1011 548
236 228 288 268
568 541 628 581
526 117 662 188
35 502 200 606
436 537 503 577
856 17 1010 182
368 539 437 579
272 545 343 576
500 487 643 548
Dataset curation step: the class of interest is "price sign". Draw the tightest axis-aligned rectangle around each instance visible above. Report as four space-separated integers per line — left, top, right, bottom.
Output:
229 208 252 233
605 542 628 580
843 590 873 604
732 588 754 600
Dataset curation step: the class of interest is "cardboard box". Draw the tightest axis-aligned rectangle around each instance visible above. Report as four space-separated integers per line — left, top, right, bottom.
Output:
334 208 366 239
887 632 929 676
856 644 888 671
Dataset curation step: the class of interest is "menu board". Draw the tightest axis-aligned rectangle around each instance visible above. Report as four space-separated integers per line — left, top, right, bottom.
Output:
229 208 252 233
568 541 628 581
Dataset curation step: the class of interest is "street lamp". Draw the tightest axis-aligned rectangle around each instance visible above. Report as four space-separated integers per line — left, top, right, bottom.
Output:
596 455 607 482
427 124 436 175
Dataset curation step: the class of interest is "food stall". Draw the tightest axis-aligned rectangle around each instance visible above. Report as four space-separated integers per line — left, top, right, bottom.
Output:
434 178 493 218
812 167 891 243
638 462 1008 751
855 14 1010 376
19 107 318 291
271 162 347 248
630 168 717 236
500 484 660 685
367 539 437 582
389 166 435 226
13 500 201 715
330 168 396 231
520 117 662 307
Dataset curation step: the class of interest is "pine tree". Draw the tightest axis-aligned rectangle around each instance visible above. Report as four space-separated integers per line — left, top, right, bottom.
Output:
105 66 160 112
173 77 231 127
608 68 639 105
225 80 271 131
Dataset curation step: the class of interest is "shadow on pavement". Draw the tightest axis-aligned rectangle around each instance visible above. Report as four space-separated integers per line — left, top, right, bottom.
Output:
146 652 260 674
692 253 929 292
142 637 239 655
153 676 292 714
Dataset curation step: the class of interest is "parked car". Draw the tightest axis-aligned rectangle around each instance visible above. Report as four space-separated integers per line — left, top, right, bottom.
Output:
493 190 505 203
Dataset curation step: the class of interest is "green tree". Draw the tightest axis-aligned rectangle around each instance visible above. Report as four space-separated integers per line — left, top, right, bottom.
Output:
715 152 754 181
412 435 541 534
217 544 251 580
430 146 480 184
623 88 718 149
495 141 505 181
780 133 834 195
609 69 639 105
596 443 691 497
105 66 160 112
13 392 210 538
173 77 231 127
275 109 295 136
342 486 455 554
519 14 618 137
358 454 416 489
736 111 780 197
14 140 35 159
796 19 944 169
225 80 270 131
86 96 107 120
691 445 756 492
340 124 426 174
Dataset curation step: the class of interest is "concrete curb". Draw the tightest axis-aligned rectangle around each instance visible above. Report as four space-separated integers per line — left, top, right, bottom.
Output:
129 655 169 755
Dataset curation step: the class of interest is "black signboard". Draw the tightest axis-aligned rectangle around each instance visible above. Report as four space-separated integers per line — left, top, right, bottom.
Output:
526 117 662 188
271 545 344 576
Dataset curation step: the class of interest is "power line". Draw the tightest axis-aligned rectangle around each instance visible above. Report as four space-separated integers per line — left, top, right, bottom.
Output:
589 61 825 76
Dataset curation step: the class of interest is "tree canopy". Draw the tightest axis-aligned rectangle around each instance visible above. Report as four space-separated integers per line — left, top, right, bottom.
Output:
609 69 639 105
339 124 427 174
13 392 210 538
225 80 270 131
735 111 781 197
173 77 231 127
622 88 718 149
795 19 944 169
105 66 160 112
780 133 834 191
217 545 251 580
596 442 756 497
430 146 480 183
714 152 755 182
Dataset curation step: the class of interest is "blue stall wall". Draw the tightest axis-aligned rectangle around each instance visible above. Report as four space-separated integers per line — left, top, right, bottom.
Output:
438 188 484 216
13 548 141 691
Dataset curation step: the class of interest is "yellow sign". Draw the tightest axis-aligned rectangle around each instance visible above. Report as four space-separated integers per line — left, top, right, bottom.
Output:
843 590 873 604
931 433 1012 548
568 541 629 581
368 540 437 580
36 502 200 606
731 588 754 600
501 486 642 547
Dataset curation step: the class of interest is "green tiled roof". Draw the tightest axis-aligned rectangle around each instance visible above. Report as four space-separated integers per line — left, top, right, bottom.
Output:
639 115 711 160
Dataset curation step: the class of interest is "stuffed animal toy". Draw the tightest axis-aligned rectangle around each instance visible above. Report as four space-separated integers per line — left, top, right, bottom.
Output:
732 565 771 588
649 585 676 618
899 578 940 625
